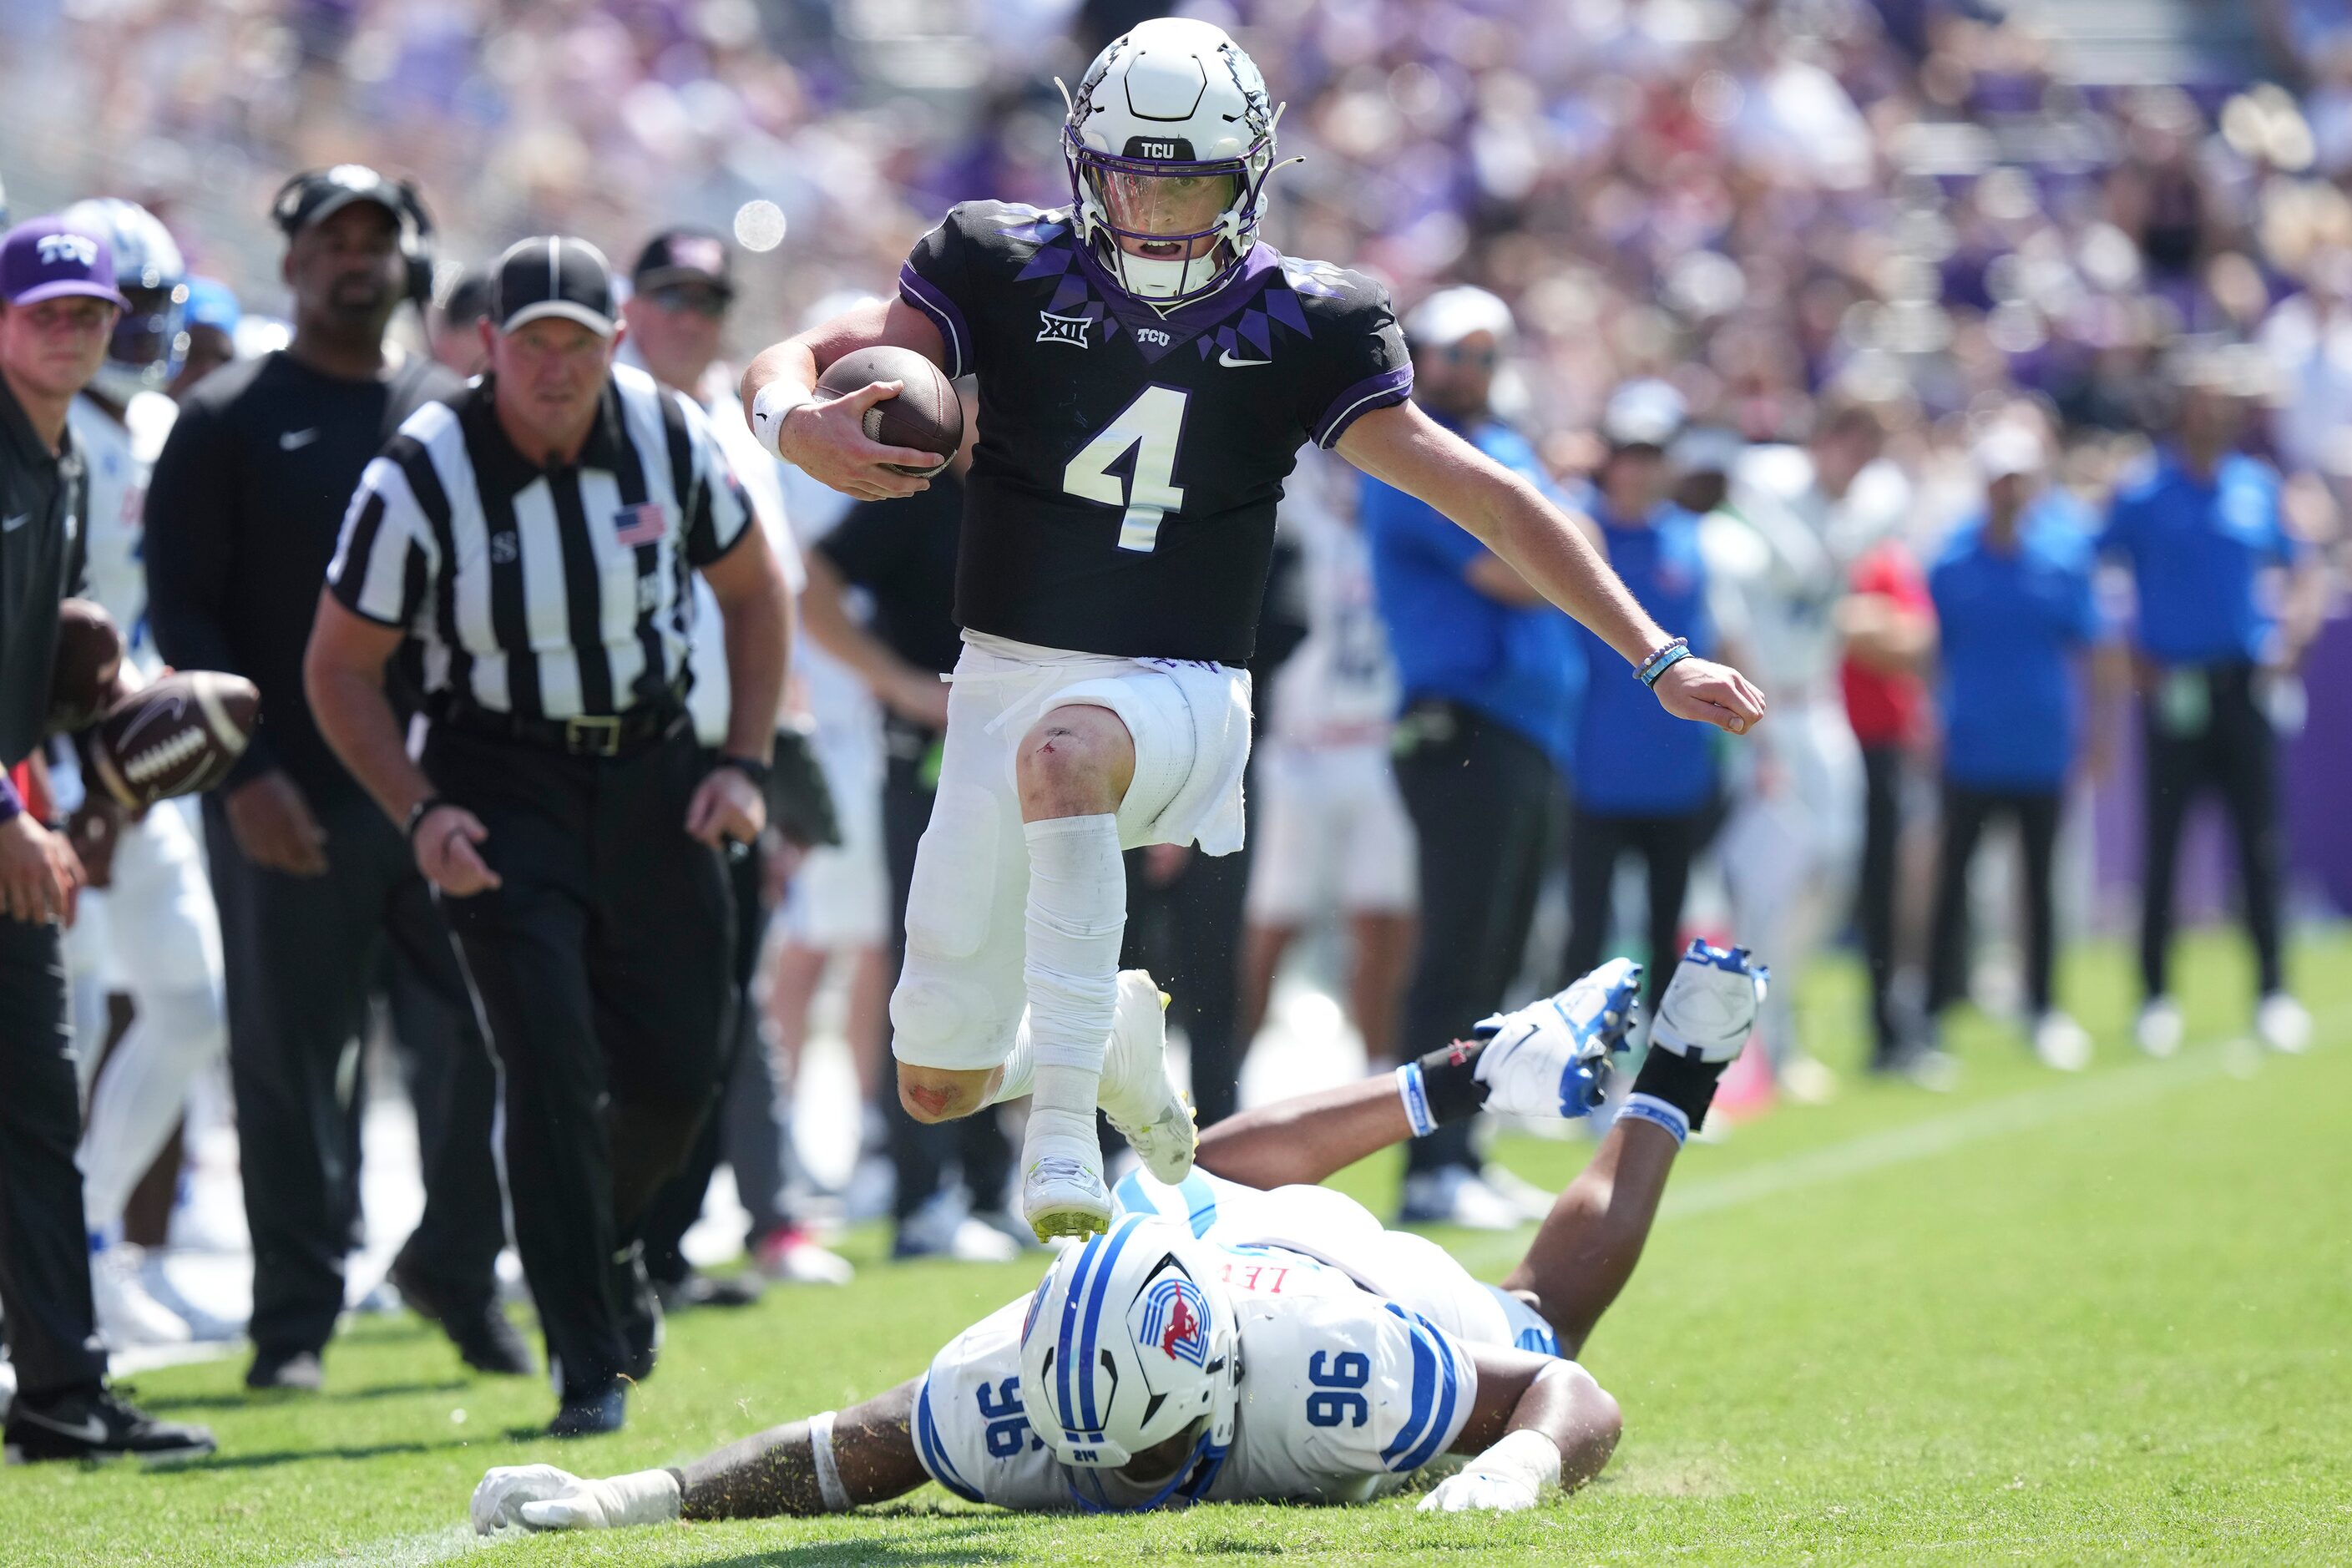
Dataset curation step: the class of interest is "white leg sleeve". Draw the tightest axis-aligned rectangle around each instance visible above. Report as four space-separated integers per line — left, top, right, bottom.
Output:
1020 815 1125 1153
78 983 228 1232
990 1014 1034 1106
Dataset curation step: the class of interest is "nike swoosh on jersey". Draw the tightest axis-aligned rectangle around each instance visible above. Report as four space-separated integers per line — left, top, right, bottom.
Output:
2 513 28 532
1216 350 1272 367
279 428 321 450
16 1407 109 1444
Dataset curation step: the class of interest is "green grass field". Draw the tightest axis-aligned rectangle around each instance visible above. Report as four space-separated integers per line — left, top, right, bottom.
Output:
9 928 2350 1566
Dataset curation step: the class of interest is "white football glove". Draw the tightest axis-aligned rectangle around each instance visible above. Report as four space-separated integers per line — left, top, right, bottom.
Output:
470 1464 680 1534
1471 957 1643 1120
1416 1429 1563 1514
1648 941 1768 1064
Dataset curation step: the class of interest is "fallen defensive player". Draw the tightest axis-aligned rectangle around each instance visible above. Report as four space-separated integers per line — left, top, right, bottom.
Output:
472 943 1764 1527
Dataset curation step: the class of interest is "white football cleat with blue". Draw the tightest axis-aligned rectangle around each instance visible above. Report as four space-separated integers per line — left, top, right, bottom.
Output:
1470 956 1646 1120
1650 941 1768 1063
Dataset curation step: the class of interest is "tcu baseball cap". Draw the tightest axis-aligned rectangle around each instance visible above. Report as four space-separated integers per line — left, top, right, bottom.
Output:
1 216 129 308
630 226 734 299
493 235 615 336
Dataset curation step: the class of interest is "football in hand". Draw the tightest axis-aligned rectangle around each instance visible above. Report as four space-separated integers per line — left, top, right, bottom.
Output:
47 598 126 736
815 346 963 476
88 670 260 810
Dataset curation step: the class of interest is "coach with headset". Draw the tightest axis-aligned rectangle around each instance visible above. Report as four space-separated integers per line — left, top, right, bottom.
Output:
145 167 518 1392
307 235 792 1437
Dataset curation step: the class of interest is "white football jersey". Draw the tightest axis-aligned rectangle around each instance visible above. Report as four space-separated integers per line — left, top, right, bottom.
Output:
1267 448 1396 748
67 390 176 672
913 1172 1547 1511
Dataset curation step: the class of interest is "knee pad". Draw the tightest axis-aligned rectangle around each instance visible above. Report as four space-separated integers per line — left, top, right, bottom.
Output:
889 966 1012 1071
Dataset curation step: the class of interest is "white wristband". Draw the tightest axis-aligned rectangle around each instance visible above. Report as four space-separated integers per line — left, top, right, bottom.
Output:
808 1409 851 1513
1469 1425 1565 1493
1394 1063 1437 1138
751 379 815 458
1618 1092 1690 1146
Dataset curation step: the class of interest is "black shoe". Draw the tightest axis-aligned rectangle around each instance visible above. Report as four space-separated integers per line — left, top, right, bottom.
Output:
387 1254 535 1377
245 1349 324 1392
547 1385 625 1439
653 1269 764 1313
6 1385 215 1464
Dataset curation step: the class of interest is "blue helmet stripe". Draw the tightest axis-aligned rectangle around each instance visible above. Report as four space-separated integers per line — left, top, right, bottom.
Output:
1177 1171 1218 1237
1112 1169 1151 1218
1055 1228 1112 1434
1072 1216 1145 1434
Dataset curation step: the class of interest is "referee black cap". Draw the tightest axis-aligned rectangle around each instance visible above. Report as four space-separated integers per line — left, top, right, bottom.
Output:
493 235 616 336
630 226 734 299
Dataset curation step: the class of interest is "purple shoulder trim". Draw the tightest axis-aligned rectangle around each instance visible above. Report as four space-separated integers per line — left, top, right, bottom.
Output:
1312 363 1414 448
897 263 971 380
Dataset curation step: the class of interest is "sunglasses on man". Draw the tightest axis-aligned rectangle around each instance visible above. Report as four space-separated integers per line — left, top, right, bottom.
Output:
645 281 730 319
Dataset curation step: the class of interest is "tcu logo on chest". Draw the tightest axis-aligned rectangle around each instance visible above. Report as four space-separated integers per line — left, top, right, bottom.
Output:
1136 326 1171 347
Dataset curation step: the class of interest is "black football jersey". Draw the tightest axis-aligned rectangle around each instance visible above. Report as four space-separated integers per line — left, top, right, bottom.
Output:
898 201 1411 665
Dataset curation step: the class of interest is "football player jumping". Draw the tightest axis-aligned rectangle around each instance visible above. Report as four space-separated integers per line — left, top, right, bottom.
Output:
741 17 1767 1242
472 944 1765 1527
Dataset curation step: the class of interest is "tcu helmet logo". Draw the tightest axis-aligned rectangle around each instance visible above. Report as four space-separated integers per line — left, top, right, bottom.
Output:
37 232 99 268
1139 1276 1211 1368
1136 326 1171 347
1138 140 1178 158
1037 310 1092 348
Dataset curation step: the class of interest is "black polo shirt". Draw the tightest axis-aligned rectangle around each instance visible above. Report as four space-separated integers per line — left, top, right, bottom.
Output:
0 373 85 769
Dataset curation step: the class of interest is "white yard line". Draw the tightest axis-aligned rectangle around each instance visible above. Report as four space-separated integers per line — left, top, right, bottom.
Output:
287 1525 487 1568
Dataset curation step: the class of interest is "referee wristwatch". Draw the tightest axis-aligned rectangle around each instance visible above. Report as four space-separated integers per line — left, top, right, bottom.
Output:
406 794 453 842
712 754 771 791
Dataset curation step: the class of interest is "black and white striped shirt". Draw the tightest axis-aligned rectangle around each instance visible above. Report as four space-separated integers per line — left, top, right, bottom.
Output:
326 364 751 720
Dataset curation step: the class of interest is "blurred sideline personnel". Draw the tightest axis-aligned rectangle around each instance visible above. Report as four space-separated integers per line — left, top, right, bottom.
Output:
741 17 1760 1244
1706 401 1904 1097
1923 422 2120 1071
171 277 240 396
53 198 230 1348
1237 445 1416 1067
1835 491 1937 1076
2098 352 2326 1057
616 225 854 1297
798 397 1029 1262
146 166 517 1392
1361 286 1582 1229
1562 383 1718 1014
308 235 794 1436
427 267 492 378
470 947 1767 1530
0 215 211 1462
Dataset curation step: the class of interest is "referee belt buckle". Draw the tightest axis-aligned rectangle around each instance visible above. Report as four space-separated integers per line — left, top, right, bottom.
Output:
564 715 625 756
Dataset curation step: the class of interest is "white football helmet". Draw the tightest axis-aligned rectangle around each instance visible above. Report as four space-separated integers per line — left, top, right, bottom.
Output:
61 197 187 404
1016 1214 1241 1510
1062 16 1282 306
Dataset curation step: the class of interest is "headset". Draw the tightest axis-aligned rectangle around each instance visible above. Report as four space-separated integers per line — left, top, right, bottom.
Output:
270 167 438 313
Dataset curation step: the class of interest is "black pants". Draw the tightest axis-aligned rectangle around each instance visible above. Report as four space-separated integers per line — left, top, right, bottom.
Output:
204 789 504 1358
880 741 1011 1225
1926 783 2061 1017
1563 807 1702 1014
640 838 789 1283
1856 744 1908 1060
2140 663 2284 999
1393 701 1559 1176
0 915 108 1400
1121 827 1252 1131
428 721 732 1399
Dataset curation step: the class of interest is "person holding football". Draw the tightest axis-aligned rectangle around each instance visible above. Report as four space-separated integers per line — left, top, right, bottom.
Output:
739 15 1767 1245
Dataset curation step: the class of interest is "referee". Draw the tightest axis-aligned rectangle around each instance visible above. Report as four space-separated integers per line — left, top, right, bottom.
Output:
306 236 792 1437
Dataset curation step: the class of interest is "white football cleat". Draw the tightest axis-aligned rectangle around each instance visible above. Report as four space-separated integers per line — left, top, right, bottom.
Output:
1096 969 1198 1186
1471 956 1643 1120
1650 942 1769 1063
92 1244 192 1348
2032 1011 2093 1072
2256 992 2310 1055
2136 998 2183 1059
1019 1151 1114 1243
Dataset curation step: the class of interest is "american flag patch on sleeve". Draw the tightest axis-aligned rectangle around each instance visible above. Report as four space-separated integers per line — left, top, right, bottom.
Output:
612 502 666 547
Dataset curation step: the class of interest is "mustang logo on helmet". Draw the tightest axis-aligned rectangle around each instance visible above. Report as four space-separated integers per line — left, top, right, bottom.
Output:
1140 1276 1211 1368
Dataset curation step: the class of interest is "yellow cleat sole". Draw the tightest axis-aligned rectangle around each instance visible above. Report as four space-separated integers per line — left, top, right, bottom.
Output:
1029 1208 1111 1243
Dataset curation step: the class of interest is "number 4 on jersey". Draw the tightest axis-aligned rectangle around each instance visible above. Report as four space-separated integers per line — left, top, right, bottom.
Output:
1064 385 1190 553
